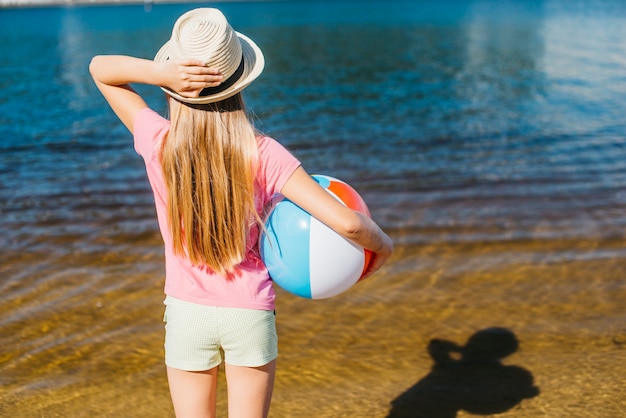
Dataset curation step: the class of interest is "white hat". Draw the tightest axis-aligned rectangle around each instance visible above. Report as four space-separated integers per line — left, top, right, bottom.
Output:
154 8 264 104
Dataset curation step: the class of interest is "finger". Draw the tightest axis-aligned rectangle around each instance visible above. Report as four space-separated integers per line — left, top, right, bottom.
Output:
359 254 387 281
180 80 221 93
201 66 222 75
182 75 223 88
177 61 222 75
190 77 223 87
184 67 223 77
187 72 224 81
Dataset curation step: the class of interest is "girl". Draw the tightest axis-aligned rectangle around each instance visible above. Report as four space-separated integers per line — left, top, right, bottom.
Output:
89 8 393 418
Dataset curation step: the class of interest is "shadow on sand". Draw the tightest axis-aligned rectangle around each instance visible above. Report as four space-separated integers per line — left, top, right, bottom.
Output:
388 327 539 418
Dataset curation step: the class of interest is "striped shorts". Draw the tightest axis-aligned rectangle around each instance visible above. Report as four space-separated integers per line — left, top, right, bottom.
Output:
163 296 278 371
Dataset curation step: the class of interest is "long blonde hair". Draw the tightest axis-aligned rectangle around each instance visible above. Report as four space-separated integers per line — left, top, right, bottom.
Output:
161 93 260 276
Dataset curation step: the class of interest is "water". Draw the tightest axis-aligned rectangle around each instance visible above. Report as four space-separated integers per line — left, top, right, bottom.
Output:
1 1 625 417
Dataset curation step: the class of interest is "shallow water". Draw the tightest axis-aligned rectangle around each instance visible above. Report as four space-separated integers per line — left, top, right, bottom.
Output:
1 0 626 416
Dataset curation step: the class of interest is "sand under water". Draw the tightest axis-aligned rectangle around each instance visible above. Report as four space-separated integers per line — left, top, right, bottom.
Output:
1 223 625 417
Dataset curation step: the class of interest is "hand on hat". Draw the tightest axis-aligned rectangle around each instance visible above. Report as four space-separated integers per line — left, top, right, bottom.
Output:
157 59 223 99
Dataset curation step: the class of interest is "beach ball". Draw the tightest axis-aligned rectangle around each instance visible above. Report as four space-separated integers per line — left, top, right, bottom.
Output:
260 175 374 299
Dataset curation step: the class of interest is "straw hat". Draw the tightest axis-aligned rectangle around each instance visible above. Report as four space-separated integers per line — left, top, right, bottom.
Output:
154 8 264 104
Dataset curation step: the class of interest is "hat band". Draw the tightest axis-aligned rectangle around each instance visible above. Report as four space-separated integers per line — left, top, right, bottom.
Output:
199 56 245 98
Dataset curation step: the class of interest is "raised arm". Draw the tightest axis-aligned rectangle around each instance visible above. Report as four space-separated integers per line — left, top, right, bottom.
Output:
280 167 393 279
89 55 223 133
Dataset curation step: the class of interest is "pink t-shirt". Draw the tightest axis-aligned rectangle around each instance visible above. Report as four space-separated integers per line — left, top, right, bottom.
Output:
133 108 300 310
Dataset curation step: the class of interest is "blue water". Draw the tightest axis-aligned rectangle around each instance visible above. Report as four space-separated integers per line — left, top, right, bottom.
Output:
1 0 625 258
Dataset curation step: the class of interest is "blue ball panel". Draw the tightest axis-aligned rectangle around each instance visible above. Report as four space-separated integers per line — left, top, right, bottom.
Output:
312 174 331 188
261 199 312 298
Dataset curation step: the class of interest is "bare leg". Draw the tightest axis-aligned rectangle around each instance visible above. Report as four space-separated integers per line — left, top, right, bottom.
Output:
167 366 219 418
225 360 276 418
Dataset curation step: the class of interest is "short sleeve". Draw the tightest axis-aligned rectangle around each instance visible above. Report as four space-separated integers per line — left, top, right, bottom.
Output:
256 136 301 197
133 108 170 162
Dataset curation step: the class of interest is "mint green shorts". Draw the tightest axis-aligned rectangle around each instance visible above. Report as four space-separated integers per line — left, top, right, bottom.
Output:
163 296 278 371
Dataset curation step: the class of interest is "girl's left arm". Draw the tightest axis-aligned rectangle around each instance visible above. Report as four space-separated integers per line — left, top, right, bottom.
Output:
280 167 393 280
89 55 222 133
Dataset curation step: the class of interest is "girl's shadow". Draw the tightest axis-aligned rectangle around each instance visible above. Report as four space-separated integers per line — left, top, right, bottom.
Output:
387 327 539 418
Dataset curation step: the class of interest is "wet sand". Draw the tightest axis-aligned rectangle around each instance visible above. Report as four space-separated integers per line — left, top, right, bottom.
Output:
1 231 625 417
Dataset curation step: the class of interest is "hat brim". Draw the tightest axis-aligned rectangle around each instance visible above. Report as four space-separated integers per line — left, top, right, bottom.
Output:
154 32 264 104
